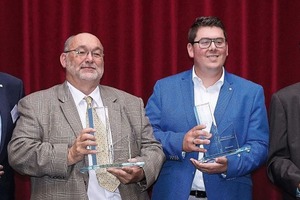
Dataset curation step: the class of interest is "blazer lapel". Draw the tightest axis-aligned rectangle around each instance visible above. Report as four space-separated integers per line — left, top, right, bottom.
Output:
99 86 132 162
180 70 198 128
58 82 83 137
180 70 204 160
99 86 122 145
214 72 234 128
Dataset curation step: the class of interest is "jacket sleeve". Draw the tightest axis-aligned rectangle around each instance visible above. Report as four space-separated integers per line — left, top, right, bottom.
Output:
8 94 72 179
226 86 269 178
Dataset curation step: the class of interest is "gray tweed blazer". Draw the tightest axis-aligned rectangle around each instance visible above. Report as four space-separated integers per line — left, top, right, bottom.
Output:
8 82 165 200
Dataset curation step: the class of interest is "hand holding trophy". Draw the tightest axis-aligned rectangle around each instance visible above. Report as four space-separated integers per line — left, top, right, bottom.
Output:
194 103 250 163
80 106 144 173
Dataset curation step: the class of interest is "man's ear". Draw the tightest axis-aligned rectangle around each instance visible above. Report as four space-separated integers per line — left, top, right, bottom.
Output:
187 43 194 58
226 44 229 57
60 53 67 68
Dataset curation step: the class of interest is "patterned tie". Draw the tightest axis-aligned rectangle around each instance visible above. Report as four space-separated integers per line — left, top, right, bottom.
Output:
84 96 120 192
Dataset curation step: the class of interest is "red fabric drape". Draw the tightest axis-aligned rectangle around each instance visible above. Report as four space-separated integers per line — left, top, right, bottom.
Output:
1 0 300 199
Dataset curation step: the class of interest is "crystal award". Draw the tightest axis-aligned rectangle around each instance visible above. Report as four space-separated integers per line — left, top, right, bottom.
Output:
80 106 144 173
194 103 250 163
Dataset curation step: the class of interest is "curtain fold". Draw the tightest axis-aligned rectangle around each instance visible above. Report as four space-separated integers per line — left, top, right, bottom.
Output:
1 1 300 199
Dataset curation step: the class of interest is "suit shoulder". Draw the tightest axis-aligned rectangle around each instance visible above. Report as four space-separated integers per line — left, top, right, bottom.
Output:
274 82 300 97
155 70 191 84
23 84 61 100
227 72 263 90
100 85 141 102
0 72 23 85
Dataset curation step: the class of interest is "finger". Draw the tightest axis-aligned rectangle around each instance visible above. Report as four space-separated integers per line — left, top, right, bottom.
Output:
82 130 96 137
191 131 210 142
194 124 206 130
107 167 119 174
215 156 227 164
192 138 196 145
190 145 207 153
107 168 129 180
198 130 212 138
77 135 91 143
127 158 138 163
84 139 97 147
190 158 205 168
124 169 133 175
187 126 204 139
192 138 210 146
81 127 96 133
190 158 199 163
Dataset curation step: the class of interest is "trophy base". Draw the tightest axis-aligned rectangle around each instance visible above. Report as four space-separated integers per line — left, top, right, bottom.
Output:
198 146 251 163
80 162 145 173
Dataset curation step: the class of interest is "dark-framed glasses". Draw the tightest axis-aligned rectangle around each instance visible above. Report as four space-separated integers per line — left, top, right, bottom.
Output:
192 38 226 49
64 48 104 59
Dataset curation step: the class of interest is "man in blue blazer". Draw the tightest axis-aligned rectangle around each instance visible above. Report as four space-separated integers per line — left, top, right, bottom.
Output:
0 72 24 200
146 16 269 200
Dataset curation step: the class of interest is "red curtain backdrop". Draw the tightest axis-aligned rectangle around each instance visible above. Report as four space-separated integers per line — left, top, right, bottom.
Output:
1 0 300 199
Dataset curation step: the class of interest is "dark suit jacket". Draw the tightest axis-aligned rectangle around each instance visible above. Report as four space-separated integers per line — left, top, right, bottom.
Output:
268 82 300 200
0 72 24 200
8 82 165 200
146 69 269 200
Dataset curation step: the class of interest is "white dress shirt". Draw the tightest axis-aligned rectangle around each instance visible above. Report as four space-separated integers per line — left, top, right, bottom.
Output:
67 82 121 200
191 67 224 191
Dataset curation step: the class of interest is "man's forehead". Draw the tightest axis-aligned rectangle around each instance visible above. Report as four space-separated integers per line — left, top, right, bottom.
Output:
196 27 225 37
71 34 102 48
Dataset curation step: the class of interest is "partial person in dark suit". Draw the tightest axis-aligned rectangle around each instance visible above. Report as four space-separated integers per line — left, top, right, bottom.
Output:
146 16 269 200
268 83 300 200
0 72 24 200
8 32 165 200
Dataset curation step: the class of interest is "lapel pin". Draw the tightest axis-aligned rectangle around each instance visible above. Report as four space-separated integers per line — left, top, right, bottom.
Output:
0 84 3 87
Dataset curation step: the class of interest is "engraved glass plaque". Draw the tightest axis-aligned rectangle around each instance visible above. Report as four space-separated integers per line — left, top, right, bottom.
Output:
80 106 144 173
194 103 250 163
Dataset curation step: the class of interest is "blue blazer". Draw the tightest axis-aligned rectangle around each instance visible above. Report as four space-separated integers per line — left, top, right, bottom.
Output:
0 72 24 200
146 69 269 200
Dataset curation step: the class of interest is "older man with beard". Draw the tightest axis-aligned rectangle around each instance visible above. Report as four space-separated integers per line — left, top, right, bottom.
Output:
8 33 165 200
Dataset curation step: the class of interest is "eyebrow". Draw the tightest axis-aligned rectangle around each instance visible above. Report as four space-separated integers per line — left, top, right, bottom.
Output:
75 45 104 51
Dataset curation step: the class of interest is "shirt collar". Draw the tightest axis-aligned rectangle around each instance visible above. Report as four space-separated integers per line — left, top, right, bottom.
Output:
192 66 225 90
66 81 101 107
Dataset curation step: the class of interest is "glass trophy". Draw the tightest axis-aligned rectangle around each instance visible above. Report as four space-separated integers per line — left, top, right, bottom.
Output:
194 103 250 163
80 106 145 173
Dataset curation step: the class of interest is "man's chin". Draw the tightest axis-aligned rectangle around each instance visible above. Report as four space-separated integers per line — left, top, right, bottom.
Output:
80 74 100 81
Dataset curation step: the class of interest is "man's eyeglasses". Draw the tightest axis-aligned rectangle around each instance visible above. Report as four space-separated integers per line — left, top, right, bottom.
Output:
192 38 226 49
64 48 104 59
